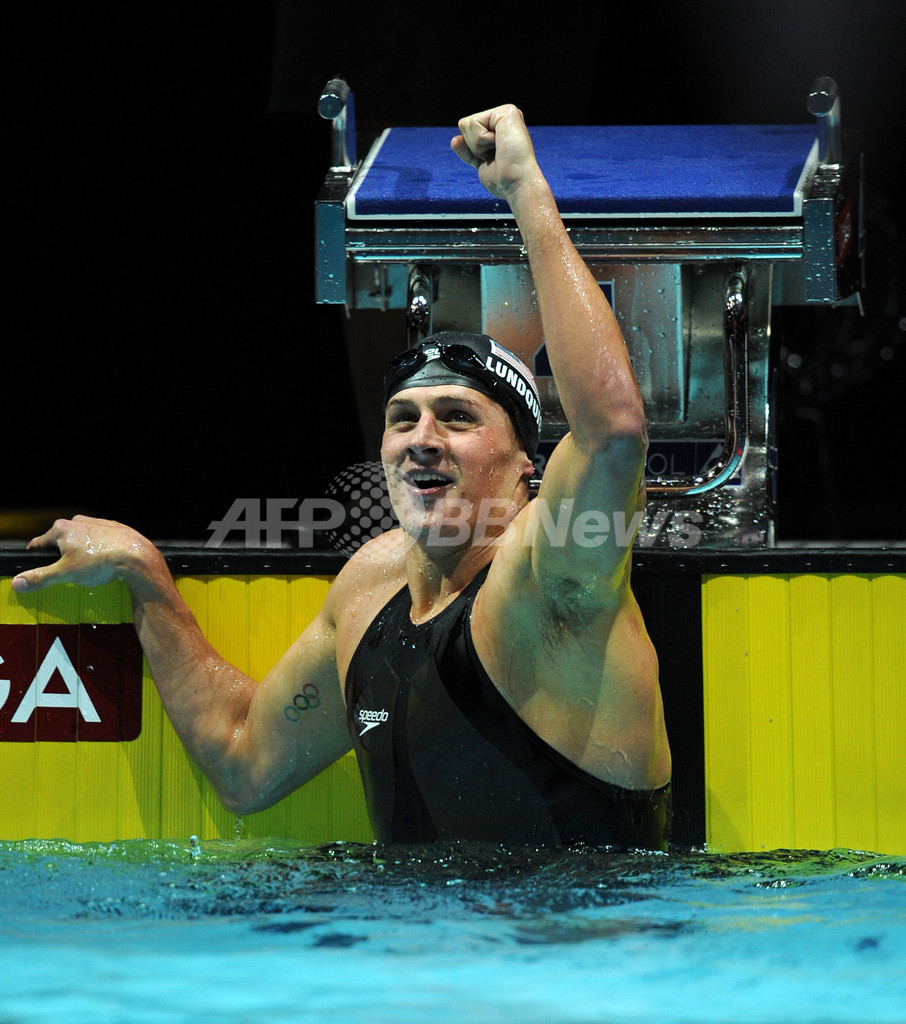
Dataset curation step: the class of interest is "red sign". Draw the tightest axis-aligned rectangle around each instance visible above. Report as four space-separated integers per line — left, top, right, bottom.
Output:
0 624 143 741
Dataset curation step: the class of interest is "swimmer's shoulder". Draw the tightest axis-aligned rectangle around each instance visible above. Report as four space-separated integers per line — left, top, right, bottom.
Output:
324 529 409 681
322 529 407 620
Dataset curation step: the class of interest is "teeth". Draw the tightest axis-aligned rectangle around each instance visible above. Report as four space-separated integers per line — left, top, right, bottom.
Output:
410 473 448 487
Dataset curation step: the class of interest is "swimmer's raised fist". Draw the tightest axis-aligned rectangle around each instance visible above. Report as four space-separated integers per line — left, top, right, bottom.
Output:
451 104 540 200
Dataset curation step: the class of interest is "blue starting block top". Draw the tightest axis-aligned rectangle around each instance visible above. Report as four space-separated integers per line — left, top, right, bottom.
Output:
347 124 818 220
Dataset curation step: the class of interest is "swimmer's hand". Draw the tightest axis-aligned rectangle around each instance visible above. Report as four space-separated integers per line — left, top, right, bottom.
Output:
451 103 543 200
11 515 160 594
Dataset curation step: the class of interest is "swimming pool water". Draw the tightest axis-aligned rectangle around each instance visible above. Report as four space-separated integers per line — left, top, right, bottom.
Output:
2 838 904 1024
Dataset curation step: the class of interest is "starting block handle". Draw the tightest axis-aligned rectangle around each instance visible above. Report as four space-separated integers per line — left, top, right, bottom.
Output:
807 76 842 166
318 77 357 170
646 269 749 497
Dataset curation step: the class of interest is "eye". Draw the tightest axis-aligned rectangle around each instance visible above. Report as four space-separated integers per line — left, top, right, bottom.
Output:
442 407 475 424
385 406 416 427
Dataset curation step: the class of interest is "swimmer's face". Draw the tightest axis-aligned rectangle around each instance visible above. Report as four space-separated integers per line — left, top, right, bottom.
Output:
381 384 533 547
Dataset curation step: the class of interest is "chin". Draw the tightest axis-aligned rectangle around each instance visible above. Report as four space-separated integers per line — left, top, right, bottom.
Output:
395 502 475 550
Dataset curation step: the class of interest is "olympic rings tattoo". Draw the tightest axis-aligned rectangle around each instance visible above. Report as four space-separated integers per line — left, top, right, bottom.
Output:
284 683 321 722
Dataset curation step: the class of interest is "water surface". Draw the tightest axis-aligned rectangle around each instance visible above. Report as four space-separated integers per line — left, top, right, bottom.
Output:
1 839 904 1023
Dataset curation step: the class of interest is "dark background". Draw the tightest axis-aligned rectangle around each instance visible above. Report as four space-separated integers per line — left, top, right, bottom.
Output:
7 1 905 542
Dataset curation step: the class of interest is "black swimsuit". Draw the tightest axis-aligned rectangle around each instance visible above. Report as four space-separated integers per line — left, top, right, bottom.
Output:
345 567 671 848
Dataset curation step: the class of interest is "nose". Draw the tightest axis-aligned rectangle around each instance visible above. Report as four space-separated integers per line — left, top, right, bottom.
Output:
406 413 444 459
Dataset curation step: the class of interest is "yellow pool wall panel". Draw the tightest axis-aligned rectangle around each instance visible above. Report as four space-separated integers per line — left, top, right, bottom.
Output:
5 566 904 853
702 572 906 855
0 574 373 845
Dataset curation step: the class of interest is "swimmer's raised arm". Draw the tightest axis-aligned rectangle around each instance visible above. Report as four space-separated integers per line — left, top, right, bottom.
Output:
12 516 352 813
453 105 647 595
452 107 668 794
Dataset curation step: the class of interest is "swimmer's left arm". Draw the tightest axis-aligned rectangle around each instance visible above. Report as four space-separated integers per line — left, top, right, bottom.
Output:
454 106 647 599
453 105 644 450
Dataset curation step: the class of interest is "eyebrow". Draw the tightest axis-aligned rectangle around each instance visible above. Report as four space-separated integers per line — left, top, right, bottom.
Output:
385 390 487 413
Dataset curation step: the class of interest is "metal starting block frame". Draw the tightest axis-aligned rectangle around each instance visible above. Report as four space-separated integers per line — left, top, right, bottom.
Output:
314 78 863 548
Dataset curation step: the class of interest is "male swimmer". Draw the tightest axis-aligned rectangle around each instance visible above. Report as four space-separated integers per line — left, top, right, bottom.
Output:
13 104 671 848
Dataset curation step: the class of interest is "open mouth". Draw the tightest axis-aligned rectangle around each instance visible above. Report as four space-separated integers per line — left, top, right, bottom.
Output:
405 470 453 493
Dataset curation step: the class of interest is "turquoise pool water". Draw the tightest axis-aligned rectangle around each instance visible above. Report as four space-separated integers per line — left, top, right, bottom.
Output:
1 839 904 1023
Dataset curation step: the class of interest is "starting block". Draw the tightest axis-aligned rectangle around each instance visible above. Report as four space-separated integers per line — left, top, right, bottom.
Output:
315 78 863 548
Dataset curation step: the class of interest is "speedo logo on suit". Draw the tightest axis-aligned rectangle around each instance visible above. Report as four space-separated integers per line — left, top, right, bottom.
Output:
357 707 389 736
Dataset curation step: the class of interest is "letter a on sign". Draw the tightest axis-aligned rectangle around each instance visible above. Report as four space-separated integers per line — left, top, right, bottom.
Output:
12 636 101 724
0 624 142 742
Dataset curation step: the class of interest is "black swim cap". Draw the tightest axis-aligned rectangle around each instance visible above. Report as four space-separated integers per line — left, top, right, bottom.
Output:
383 331 542 460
